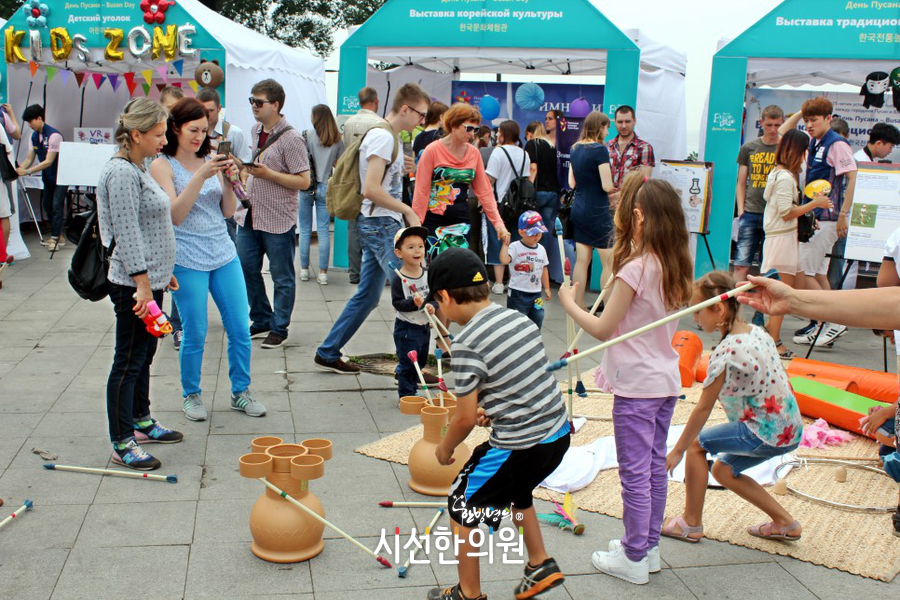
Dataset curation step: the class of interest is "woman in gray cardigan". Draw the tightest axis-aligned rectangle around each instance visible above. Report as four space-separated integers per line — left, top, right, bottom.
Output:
97 98 182 471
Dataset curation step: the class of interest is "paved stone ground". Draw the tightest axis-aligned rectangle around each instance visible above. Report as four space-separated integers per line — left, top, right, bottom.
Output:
1 231 897 599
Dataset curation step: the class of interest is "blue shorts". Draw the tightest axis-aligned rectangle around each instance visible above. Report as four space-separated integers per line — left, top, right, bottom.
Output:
698 421 797 478
733 212 765 268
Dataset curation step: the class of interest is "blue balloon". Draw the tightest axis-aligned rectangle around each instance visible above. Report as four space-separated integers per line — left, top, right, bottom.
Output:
479 95 500 122
515 83 545 111
26 16 37 27
36 15 47 27
39 3 49 13
29 0 40 7
22 5 30 15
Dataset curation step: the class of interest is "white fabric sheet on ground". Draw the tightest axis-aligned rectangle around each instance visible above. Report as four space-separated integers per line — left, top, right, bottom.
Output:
540 424 796 493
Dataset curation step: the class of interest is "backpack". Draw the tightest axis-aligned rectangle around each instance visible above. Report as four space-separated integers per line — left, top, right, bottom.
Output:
326 122 399 220
68 209 116 302
497 147 537 228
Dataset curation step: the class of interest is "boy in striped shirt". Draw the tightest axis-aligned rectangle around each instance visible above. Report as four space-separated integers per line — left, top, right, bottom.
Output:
426 248 571 600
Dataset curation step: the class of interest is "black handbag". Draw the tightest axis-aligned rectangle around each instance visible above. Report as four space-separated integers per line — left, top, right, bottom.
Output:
68 210 116 301
797 210 816 244
557 189 576 239
0 145 17 182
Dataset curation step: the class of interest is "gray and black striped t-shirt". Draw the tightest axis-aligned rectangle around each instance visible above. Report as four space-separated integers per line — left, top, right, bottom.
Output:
452 303 568 450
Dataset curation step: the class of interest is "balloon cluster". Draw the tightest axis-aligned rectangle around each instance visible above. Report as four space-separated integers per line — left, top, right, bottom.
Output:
140 0 174 25
22 0 49 29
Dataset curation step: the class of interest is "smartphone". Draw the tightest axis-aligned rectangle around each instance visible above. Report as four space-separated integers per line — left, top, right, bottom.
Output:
216 140 232 158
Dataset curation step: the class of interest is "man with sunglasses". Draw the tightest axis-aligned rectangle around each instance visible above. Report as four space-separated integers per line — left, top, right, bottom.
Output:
315 83 432 374
234 79 311 350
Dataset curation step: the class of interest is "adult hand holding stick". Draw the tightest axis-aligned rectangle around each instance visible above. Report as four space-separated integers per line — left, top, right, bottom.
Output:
548 270 779 371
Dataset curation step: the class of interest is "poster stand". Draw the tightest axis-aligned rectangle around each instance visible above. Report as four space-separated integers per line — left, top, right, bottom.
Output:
658 159 715 269
804 257 854 360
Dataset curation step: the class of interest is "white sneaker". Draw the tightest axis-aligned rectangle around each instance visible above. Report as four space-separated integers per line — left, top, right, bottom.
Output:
792 328 817 345
591 543 649 585
491 283 505 295
300 269 310 282
814 323 847 347
609 539 659 573
317 272 328 285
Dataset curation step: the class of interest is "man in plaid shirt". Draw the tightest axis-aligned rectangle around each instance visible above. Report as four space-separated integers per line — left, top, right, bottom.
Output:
235 79 311 349
607 105 655 207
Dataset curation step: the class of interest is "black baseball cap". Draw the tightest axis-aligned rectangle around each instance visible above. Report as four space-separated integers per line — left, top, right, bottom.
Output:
426 247 489 302
394 226 430 249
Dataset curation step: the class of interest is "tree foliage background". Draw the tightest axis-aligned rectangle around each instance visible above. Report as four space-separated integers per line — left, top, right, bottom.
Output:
0 1 385 57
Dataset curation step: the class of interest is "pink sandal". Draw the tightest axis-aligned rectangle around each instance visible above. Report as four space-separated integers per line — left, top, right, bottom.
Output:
662 515 703 543
747 521 802 541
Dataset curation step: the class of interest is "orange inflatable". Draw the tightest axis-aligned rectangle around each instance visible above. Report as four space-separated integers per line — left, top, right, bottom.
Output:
786 357 897 403
790 377 888 437
671 331 703 388
695 354 709 382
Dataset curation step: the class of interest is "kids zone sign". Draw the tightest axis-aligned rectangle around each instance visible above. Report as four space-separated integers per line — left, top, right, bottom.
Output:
2 1 219 67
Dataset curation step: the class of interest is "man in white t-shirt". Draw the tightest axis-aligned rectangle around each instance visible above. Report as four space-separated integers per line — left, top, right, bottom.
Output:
314 83 431 374
485 120 530 293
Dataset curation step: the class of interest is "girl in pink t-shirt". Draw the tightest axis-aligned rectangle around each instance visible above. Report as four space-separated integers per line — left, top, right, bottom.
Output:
558 173 693 585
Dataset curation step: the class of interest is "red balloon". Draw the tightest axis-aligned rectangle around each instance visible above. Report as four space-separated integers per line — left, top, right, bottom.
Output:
154 12 165 23
143 13 154 24
158 0 169 9
31 8 40 17
139 0 150 10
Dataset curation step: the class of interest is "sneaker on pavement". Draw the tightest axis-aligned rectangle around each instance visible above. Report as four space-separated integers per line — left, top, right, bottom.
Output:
300 268 310 281
314 354 360 374
46 238 59 252
609 539 659 573
814 323 847 347
426 583 486 600
111 440 161 471
261 332 287 349
591 543 649 585
173 329 183 351
231 389 267 417
182 393 208 421
134 419 184 444
491 282 505 295
317 272 328 285
250 326 269 339
513 556 565 599
794 320 817 337
792 328 817 345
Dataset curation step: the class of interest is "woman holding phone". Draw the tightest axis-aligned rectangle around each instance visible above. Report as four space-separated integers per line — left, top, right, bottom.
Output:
150 98 266 423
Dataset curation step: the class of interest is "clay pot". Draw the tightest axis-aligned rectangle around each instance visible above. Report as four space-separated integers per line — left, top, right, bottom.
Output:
408 405 471 496
242 441 329 563
300 438 333 460
400 395 428 415
250 436 284 454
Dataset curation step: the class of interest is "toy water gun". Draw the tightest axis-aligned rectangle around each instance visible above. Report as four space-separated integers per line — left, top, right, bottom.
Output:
142 300 173 338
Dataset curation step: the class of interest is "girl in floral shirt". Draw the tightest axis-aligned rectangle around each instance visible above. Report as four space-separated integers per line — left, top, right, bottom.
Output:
663 271 804 543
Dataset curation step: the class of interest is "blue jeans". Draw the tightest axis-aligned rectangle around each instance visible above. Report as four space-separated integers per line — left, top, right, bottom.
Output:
173 257 251 397
42 181 67 238
106 283 163 443
507 288 544 329
317 216 401 362
299 182 330 270
535 191 562 283
484 217 520 265
393 319 431 398
699 421 798 478
734 211 765 268
236 224 296 337
167 295 182 333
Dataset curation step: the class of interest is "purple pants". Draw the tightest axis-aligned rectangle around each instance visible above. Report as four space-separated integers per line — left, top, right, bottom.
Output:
612 395 678 562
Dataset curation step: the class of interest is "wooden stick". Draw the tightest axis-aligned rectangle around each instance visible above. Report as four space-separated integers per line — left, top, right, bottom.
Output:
398 507 445 578
548 270 778 371
574 413 613 422
43 463 177 483
434 348 445 408
379 501 445 508
566 284 611 355
555 218 576 421
0 500 33 530
257 477 392 567
406 351 435 404
426 310 453 356
796 453 881 462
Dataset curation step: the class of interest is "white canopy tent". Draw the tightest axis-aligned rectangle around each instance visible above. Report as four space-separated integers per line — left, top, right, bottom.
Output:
361 29 688 163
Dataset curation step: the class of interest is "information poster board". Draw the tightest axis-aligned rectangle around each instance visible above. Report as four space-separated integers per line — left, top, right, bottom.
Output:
657 160 714 234
845 163 900 264
57 142 117 187
73 128 114 145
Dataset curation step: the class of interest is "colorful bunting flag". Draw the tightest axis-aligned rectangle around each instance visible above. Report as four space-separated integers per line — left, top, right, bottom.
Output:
156 83 167 93
141 69 153 86
172 81 182 88
58 70 70 87
29 62 38 77
187 80 199 94
142 82 151 96
123 72 135 87
92 73 105 89
45 66 57 83
172 59 184 77
126 80 138 96
75 72 86 87
108 74 120 92
156 65 168 83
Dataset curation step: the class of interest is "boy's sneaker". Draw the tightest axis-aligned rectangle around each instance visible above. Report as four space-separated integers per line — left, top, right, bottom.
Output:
427 583 486 600
314 354 360 374
513 556 565 599
794 320 818 337
231 389 267 417
261 332 287 349
814 323 847 347
250 326 269 339
300 268 310 281
111 440 161 471
609 539 659 573
317 272 328 285
491 283 505 295
173 329 183 351
591 543 649 585
134 419 183 444
183 393 208 421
